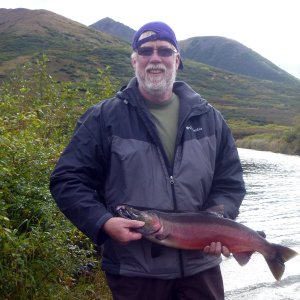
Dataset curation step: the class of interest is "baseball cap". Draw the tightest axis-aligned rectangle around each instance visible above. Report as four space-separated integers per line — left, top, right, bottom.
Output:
132 21 183 69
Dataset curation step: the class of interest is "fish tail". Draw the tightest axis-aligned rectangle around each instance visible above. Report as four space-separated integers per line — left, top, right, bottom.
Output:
265 244 298 281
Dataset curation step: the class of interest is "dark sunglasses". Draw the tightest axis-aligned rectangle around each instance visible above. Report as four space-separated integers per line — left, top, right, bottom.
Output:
136 47 177 57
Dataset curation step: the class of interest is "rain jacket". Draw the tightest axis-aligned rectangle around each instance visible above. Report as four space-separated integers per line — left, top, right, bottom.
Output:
50 78 246 279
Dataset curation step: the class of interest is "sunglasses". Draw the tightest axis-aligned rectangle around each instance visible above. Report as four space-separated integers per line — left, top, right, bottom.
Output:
136 47 177 57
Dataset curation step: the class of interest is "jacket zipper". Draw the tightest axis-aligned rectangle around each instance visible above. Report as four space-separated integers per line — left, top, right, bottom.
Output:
169 107 205 278
169 175 174 184
138 103 204 278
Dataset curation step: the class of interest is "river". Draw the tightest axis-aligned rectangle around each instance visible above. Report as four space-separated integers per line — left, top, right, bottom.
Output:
222 148 300 300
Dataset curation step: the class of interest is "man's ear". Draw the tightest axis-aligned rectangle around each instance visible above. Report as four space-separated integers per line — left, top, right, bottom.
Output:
176 54 181 70
131 55 137 70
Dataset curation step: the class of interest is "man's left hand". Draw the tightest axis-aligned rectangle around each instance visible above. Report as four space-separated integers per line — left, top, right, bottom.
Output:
203 242 230 257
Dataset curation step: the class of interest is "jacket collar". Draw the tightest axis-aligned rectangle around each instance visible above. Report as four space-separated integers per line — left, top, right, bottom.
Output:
116 77 211 114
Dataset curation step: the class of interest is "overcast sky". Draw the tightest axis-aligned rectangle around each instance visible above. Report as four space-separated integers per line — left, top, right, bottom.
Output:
2 0 300 79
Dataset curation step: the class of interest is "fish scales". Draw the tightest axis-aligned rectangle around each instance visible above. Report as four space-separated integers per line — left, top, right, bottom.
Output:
149 212 269 254
115 204 298 281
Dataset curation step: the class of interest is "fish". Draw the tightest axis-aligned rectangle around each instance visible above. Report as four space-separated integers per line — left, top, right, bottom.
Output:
115 204 298 281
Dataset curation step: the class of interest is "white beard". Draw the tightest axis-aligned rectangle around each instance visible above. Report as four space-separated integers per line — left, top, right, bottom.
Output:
136 63 176 96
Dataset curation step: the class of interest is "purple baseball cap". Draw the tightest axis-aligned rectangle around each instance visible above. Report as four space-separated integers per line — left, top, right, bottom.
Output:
132 21 183 69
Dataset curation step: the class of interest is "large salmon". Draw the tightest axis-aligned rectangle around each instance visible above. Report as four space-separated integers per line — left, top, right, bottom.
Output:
115 204 298 280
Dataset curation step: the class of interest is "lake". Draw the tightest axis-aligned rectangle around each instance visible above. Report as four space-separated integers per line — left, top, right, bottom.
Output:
222 148 300 300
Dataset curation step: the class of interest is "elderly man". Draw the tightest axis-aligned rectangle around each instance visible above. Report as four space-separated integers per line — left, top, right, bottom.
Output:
50 21 245 300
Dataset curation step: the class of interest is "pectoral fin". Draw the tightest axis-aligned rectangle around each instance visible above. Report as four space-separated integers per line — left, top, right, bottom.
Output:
155 233 170 240
233 251 254 266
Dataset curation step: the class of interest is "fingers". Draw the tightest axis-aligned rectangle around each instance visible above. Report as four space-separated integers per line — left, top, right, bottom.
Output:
203 242 231 257
102 217 145 244
221 245 231 257
127 219 145 229
203 242 222 255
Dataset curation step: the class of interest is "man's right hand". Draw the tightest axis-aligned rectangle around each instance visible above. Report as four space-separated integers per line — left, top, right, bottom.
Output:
102 217 145 245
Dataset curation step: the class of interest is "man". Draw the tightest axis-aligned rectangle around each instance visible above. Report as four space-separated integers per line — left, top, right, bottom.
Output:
50 21 246 299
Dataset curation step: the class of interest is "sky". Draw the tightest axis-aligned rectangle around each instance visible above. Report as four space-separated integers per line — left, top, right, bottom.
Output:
1 0 300 79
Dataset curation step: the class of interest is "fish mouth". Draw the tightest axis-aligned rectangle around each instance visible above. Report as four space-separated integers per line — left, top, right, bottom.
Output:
115 205 141 220
116 205 163 236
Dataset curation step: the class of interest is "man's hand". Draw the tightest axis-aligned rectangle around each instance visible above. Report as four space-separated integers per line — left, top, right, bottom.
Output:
203 242 231 257
102 217 145 245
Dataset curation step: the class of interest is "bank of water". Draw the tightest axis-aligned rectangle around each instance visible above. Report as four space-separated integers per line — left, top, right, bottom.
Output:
222 148 300 300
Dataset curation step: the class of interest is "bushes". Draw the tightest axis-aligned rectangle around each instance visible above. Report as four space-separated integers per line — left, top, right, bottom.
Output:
231 117 300 155
235 122 300 155
0 55 116 299
282 118 300 155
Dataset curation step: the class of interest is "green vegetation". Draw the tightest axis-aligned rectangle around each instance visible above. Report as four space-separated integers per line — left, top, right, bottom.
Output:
0 55 113 299
0 54 300 299
234 117 300 155
225 108 300 155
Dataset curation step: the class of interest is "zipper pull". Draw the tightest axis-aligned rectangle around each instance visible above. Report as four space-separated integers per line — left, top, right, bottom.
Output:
170 176 174 184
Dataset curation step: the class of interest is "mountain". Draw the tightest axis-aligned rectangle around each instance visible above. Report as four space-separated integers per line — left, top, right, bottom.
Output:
90 18 298 84
179 36 297 83
90 17 135 44
0 8 133 82
1 8 300 140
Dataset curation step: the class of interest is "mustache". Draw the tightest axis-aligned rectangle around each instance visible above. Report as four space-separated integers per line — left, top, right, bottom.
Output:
145 64 166 72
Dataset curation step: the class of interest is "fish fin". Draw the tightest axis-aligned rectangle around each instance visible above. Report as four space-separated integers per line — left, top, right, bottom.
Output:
265 244 298 281
233 251 254 266
206 205 224 217
155 233 170 241
257 231 266 238
151 243 165 258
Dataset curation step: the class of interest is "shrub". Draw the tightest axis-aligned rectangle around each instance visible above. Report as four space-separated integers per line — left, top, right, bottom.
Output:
0 55 116 299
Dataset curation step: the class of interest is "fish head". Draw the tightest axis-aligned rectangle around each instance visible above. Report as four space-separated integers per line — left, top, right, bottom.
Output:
115 205 161 235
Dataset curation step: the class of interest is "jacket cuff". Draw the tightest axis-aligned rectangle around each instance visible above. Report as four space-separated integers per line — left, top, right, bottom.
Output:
95 212 114 245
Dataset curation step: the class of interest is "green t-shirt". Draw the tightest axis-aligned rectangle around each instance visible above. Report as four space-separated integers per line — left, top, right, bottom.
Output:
144 94 180 164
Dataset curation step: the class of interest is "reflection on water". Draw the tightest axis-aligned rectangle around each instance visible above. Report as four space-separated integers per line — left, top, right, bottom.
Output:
222 148 300 300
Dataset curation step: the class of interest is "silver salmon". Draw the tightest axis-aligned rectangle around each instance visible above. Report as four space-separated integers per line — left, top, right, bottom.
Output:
115 204 298 281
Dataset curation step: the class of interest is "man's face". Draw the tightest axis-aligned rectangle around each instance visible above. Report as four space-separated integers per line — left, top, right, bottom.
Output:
132 40 180 99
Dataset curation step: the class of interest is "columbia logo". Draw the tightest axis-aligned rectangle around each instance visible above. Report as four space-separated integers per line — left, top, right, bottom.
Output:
186 126 203 132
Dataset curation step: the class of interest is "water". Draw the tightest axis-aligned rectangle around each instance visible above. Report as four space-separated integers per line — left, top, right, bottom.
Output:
222 148 300 300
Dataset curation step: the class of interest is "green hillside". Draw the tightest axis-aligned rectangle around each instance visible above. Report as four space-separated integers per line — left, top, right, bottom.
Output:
1 8 300 153
0 8 133 83
179 36 299 83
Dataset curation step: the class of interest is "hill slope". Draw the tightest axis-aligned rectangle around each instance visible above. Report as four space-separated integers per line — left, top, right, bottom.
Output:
179 36 297 83
90 17 135 44
1 9 300 140
0 8 133 82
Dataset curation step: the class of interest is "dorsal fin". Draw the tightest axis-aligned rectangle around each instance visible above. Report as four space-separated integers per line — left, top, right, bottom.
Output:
206 205 224 217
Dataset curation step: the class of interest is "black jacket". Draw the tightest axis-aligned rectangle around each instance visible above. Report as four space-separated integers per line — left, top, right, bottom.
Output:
50 78 246 279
